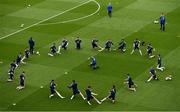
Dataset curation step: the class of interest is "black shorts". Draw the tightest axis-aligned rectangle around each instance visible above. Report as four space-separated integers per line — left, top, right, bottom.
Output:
109 95 115 100
51 89 55 94
73 90 80 95
20 81 24 86
92 44 98 48
87 96 93 101
134 46 139 50
128 82 134 88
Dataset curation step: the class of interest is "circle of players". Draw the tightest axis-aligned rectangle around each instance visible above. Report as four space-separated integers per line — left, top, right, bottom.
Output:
6 36 173 105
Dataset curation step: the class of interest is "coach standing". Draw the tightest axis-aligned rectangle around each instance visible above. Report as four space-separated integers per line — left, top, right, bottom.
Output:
160 13 166 31
28 37 35 54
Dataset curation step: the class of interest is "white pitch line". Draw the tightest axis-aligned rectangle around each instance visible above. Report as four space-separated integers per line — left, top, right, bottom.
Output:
38 0 100 26
0 0 93 41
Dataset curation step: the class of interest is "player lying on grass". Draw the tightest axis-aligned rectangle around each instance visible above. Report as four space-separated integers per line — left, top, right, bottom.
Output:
147 43 155 58
57 38 69 54
28 37 35 54
92 38 103 50
7 68 14 82
89 56 99 69
21 48 30 64
107 3 112 18
48 43 57 57
16 71 25 90
67 80 86 100
118 39 126 52
101 85 116 103
157 54 165 71
75 37 82 49
124 74 137 92
85 86 101 105
147 67 159 82
16 52 22 67
131 39 142 56
49 80 65 99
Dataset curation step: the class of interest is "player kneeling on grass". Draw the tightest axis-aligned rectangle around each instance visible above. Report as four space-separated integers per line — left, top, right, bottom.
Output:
75 37 82 49
7 68 14 82
147 67 158 82
157 54 165 71
16 71 25 90
48 43 57 57
104 39 114 51
131 39 142 56
49 80 65 99
147 43 155 58
21 48 30 64
101 85 116 103
68 80 86 100
16 52 22 67
57 38 68 54
124 74 137 92
89 56 99 69
118 39 126 52
85 86 101 105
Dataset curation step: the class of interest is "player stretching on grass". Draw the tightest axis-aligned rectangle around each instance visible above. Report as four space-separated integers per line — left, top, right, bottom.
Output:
118 39 126 52
124 74 137 92
147 43 155 58
16 71 26 90
68 80 86 100
101 85 116 103
21 48 30 64
49 80 65 99
16 52 22 67
131 39 142 56
89 56 99 69
10 60 16 71
57 38 69 54
7 68 14 82
147 67 159 82
107 3 112 18
85 86 101 105
48 43 57 57
157 54 165 71
92 38 103 50
160 13 166 31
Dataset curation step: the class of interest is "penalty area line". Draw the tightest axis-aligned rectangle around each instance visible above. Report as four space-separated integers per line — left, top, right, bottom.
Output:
38 0 100 26
0 0 93 41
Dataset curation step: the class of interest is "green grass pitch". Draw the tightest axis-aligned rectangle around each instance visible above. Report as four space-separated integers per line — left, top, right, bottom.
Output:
0 0 180 111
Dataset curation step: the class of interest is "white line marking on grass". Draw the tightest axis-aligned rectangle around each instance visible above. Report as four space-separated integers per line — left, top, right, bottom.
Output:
0 0 94 41
38 0 100 26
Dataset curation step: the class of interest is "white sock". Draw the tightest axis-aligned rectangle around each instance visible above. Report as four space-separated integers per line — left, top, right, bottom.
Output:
87 101 91 105
55 90 65 99
101 97 107 102
70 95 74 100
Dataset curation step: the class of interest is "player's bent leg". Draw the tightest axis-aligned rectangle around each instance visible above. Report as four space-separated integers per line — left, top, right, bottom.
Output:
79 92 86 100
55 90 65 99
93 96 101 104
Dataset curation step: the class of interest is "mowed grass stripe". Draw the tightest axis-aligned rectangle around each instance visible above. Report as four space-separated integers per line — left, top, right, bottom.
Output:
1 0 180 110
